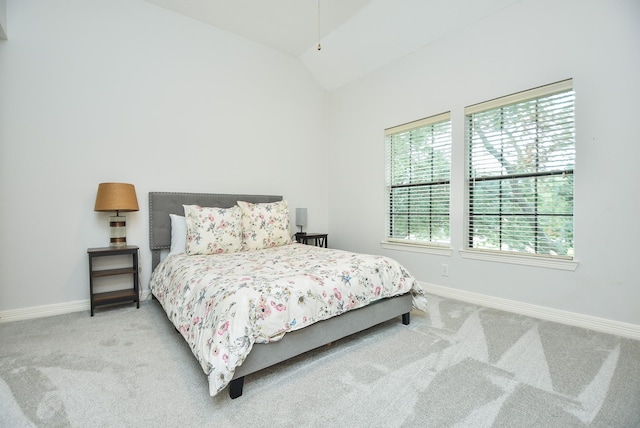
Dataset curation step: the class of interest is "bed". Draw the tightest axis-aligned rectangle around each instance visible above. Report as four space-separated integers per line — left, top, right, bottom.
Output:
148 192 427 398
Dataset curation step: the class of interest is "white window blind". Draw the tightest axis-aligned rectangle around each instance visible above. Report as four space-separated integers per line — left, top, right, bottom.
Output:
385 112 451 246
465 80 575 257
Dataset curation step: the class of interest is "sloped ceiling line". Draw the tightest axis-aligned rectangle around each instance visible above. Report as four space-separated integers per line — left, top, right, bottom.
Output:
144 0 522 91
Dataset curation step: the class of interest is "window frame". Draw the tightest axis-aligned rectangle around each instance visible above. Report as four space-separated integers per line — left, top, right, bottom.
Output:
383 112 452 254
463 79 578 268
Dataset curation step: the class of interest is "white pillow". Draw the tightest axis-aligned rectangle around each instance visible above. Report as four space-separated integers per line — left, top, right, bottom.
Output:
237 200 292 251
183 205 243 255
169 214 187 255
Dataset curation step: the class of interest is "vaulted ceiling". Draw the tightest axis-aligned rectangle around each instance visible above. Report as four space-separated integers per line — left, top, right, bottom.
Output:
144 0 522 90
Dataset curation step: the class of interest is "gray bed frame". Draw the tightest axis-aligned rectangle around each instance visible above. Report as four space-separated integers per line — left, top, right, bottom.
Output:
149 192 413 399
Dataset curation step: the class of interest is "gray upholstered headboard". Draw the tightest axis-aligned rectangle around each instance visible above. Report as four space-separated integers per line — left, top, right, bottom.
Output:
148 192 282 270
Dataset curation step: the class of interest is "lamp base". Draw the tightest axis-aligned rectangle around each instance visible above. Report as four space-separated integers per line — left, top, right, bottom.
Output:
109 215 127 247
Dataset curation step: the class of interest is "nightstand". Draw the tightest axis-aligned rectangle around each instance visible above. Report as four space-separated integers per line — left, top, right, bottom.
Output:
87 246 139 316
295 233 328 248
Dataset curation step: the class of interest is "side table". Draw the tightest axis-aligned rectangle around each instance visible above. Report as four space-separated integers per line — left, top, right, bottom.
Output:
87 246 139 316
295 233 328 248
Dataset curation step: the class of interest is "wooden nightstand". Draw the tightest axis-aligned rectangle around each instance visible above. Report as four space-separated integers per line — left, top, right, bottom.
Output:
295 233 328 248
87 246 139 316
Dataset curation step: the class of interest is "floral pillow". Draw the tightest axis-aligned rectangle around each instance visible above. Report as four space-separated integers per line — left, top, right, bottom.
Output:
237 200 292 251
183 205 243 255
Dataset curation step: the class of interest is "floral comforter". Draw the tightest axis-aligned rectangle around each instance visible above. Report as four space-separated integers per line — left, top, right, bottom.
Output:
149 243 427 396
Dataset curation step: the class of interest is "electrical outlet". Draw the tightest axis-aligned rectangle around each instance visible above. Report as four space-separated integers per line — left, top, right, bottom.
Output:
441 264 449 277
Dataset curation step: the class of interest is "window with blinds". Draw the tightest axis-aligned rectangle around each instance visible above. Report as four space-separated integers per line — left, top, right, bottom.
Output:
465 80 575 258
385 112 451 246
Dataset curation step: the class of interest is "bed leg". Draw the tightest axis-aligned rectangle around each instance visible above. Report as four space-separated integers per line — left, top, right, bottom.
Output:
229 377 244 399
402 312 410 325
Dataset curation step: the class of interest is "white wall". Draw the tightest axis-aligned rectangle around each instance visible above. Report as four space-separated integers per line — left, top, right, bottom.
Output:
0 0 6 40
0 0 329 313
2 0 639 330
328 0 640 325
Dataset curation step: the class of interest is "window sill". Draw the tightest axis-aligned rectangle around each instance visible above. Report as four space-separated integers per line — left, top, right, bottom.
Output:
459 249 579 271
381 241 452 256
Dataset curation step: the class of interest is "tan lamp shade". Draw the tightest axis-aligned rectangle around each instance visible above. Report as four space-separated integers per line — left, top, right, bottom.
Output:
94 183 139 247
94 183 139 213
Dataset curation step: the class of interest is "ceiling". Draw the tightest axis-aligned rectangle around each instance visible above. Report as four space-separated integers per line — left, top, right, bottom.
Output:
144 0 521 91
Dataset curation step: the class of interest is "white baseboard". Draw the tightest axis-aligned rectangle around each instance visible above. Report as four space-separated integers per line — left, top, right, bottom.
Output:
0 291 154 324
421 282 640 341
3 286 639 341
0 299 90 323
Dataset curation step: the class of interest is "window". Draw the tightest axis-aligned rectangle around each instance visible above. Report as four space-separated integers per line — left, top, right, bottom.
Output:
465 80 575 258
385 112 451 247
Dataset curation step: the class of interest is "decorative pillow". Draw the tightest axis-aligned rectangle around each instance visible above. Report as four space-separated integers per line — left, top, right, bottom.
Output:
237 200 292 251
169 214 187 255
183 205 243 255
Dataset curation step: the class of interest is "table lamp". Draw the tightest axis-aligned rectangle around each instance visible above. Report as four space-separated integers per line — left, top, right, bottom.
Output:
94 183 139 247
295 208 307 235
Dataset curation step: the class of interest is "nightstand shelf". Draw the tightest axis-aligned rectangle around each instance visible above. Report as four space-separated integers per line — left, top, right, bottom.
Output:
88 246 139 316
91 267 137 278
92 289 138 306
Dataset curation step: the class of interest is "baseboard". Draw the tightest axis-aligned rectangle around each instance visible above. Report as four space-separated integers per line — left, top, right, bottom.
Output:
0 299 90 323
4 286 638 341
421 282 640 341
0 291 154 324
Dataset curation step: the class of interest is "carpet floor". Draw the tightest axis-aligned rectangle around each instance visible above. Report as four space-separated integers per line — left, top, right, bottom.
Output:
1 294 639 427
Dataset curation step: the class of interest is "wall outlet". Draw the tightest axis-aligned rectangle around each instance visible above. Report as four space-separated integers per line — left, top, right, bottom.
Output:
441 264 449 277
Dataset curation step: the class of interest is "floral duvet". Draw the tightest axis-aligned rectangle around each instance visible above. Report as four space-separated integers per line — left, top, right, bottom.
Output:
149 243 427 396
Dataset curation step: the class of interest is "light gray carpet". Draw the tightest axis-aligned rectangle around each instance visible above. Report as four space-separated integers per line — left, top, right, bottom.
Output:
1 294 639 427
